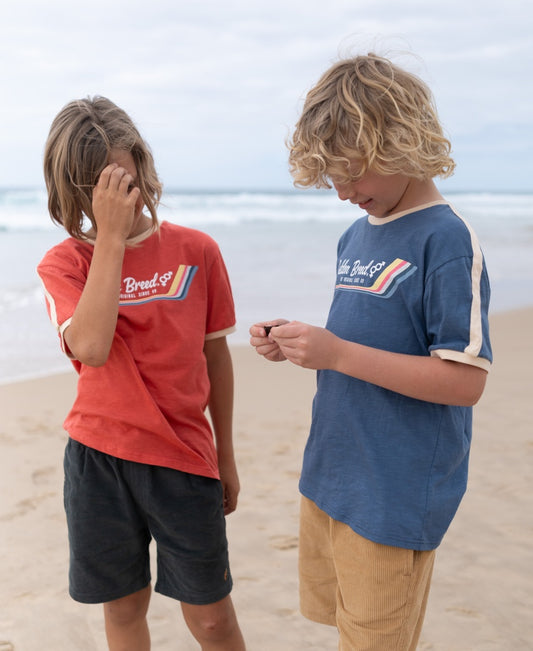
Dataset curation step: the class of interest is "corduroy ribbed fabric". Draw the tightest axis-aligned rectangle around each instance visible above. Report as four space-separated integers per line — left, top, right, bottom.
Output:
299 496 435 650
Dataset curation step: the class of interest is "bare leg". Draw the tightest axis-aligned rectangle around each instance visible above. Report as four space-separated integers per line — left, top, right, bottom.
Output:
181 595 245 650
103 584 151 651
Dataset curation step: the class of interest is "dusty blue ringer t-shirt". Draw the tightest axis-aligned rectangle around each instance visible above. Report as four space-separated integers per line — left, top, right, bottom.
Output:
299 202 492 551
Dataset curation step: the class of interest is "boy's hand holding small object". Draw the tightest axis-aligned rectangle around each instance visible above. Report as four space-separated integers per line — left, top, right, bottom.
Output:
249 321 288 362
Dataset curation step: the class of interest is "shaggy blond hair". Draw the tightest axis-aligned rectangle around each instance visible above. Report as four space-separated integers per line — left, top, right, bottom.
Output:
288 53 455 188
44 96 162 239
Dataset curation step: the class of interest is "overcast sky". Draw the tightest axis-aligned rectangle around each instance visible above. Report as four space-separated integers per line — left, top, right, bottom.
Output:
1 0 531 192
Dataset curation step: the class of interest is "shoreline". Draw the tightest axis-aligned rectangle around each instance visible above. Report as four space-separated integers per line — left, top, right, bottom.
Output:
1 306 532 649
1 302 532 388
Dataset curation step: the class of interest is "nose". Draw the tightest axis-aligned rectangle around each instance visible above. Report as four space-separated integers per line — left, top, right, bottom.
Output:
333 181 354 202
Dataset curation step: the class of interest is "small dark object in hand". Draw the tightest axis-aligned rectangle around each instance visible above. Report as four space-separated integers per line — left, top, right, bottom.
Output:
264 325 277 335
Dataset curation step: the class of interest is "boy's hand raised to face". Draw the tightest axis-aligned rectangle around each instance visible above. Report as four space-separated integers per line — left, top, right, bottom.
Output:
92 163 141 241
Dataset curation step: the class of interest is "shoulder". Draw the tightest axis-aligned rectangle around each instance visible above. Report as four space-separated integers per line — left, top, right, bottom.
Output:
407 203 481 259
436 204 483 259
416 203 473 237
157 222 227 271
38 237 92 271
159 221 220 250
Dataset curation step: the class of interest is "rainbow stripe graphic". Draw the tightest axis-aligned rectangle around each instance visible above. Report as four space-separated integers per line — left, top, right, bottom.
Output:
119 265 198 306
336 258 416 298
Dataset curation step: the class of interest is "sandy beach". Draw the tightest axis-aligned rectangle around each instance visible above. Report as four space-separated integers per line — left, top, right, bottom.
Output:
1 307 532 650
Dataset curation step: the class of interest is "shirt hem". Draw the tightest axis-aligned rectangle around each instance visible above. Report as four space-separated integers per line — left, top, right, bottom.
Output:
430 348 491 371
205 325 236 340
299 486 442 551
67 433 220 480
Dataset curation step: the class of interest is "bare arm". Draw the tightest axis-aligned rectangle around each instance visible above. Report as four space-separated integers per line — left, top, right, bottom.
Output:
255 321 487 407
204 336 240 515
63 163 140 366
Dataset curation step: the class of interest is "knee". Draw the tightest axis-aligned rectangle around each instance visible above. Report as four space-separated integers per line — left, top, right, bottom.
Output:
182 599 239 643
104 585 151 627
192 612 233 641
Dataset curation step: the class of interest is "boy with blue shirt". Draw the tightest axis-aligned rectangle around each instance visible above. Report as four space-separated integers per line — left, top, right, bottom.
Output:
250 53 492 649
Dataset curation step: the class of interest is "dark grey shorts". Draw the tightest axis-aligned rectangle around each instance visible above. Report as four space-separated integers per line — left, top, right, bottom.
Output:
63 439 232 605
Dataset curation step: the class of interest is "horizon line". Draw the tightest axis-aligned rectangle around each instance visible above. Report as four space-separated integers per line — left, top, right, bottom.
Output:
0 185 532 196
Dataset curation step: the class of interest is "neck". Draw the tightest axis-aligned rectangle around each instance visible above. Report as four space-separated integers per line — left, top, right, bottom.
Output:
397 178 443 213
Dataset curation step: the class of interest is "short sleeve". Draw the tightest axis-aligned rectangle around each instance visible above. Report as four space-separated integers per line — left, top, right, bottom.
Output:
204 242 236 339
37 240 91 356
425 254 492 371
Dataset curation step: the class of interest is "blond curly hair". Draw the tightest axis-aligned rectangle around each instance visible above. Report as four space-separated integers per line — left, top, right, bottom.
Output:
44 96 162 239
288 53 455 188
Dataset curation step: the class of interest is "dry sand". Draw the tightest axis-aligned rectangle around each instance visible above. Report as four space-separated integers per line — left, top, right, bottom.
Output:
1 308 532 650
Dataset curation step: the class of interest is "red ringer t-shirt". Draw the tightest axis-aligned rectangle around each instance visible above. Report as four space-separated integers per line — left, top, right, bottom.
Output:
37 221 236 479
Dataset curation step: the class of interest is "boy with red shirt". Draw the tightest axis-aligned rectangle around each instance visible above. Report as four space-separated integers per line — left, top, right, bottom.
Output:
38 96 245 651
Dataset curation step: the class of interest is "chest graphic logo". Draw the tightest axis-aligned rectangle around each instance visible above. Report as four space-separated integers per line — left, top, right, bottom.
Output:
336 258 416 298
119 265 198 305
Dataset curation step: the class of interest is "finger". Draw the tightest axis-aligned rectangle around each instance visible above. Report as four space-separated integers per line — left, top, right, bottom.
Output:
96 163 118 189
250 323 273 337
264 350 286 362
223 489 237 515
108 166 132 192
250 333 272 346
269 327 292 342
225 499 237 515
119 170 133 190
270 322 305 341
129 185 141 200
264 324 281 336
251 340 279 354
250 320 289 337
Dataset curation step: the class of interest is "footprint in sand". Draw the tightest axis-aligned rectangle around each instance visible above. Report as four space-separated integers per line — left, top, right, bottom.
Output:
269 535 299 550
0 491 55 521
275 607 298 618
31 466 56 485
445 606 481 618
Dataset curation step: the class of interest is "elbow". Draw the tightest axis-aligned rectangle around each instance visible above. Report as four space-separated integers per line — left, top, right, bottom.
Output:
445 391 482 407
453 387 484 407
468 391 483 407
465 388 485 407
64 328 111 367
458 394 482 407
81 355 109 368
70 342 111 367
457 371 488 407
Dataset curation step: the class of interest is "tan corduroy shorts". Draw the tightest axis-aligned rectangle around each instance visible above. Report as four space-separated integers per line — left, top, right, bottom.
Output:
299 496 436 651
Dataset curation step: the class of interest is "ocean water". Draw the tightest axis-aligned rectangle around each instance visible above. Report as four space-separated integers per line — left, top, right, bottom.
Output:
1 188 532 383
